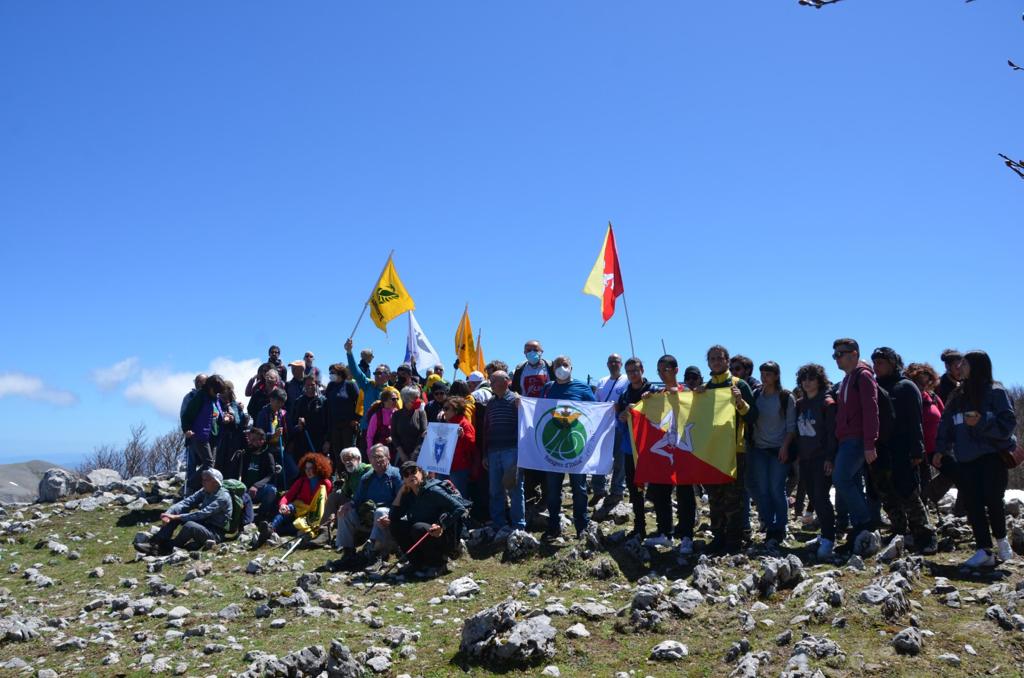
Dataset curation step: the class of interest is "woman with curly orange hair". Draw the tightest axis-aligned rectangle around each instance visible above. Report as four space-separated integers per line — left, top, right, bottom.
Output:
256 452 333 547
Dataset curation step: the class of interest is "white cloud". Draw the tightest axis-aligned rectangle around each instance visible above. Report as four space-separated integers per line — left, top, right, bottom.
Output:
91 356 140 390
123 357 260 419
0 372 78 406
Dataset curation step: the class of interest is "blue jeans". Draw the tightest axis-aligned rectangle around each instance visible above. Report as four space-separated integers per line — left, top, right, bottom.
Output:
488 448 525 530
546 472 589 535
252 485 278 523
746 447 791 538
833 439 871 533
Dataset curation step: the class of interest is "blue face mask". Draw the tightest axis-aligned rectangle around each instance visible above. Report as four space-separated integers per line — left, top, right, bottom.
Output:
525 350 541 365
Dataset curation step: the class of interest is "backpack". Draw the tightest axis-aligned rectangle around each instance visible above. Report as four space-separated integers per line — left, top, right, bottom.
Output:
853 366 895 445
221 479 249 539
428 479 472 558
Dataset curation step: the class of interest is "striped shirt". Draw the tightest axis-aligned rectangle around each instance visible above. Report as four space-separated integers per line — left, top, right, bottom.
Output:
484 390 519 453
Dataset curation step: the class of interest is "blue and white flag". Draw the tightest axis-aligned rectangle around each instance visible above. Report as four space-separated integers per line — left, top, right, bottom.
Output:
517 398 616 474
419 422 460 475
405 311 444 373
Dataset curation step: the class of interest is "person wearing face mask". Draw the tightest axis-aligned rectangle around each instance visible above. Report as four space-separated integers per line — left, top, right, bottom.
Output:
511 341 556 515
324 364 360 461
540 355 597 542
345 337 391 450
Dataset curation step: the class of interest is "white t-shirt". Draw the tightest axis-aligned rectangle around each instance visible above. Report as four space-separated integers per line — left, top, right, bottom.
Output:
595 375 628 402
518 363 550 397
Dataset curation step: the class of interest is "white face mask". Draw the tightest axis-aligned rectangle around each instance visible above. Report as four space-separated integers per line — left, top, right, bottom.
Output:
555 366 572 381
331 374 341 383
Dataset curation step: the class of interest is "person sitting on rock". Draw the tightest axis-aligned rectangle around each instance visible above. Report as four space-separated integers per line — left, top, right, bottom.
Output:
238 427 280 524
378 461 470 578
255 453 333 547
316 447 371 543
135 469 231 555
332 444 401 569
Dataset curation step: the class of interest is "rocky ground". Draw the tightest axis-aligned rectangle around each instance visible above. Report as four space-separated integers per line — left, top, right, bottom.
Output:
2 469 1024 677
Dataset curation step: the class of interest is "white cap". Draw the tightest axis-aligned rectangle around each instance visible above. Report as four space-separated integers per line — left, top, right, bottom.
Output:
467 371 485 383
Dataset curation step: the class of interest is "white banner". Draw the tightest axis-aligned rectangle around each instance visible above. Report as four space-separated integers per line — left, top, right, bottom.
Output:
405 311 444 374
419 422 460 475
517 397 616 474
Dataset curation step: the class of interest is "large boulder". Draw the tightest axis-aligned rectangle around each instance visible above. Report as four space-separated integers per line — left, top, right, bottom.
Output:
86 469 122 491
37 468 81 503
460 599 557 667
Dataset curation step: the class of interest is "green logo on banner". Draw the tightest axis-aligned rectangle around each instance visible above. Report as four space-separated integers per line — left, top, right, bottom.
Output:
537 404 589 462
375 284 399 305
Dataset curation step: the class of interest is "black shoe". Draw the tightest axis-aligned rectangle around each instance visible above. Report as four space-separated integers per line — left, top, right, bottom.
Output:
254 521 272 549
541 531 562 544
133 541 153 556
588 494 605 508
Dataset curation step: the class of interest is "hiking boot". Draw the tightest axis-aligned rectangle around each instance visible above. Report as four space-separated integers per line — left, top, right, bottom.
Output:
253 521 272 549
588 493 605 508
962 548 996 569
133 541 153 556
201 539 217 552
996 537 1014 563
541 531 562 545
917 535 939 556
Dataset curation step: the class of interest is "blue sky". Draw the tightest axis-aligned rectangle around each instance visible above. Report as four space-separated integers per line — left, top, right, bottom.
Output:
2 1 1021 467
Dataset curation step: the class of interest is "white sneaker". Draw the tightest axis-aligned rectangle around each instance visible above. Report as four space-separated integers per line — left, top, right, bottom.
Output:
963 548 996 569
643 533 673 548
815 537 834 561
996 538 1014 563
678 537 694 555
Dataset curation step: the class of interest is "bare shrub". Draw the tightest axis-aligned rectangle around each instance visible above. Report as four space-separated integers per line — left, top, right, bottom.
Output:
77 424 186 478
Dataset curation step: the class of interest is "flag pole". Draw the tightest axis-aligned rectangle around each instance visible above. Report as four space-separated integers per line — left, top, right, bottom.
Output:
620 290 637 359
348 249 395 340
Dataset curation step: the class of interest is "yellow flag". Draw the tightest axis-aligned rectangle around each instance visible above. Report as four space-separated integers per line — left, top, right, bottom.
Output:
474 329 486 375
454 305 476 376
369 256 415 333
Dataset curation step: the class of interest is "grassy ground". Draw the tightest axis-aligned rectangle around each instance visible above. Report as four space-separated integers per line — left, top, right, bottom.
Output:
3 496 1024 677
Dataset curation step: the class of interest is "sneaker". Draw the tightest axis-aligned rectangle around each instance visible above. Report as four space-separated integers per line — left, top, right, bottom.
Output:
643 533 673 548
678 537 694 555
962 548 996 569
201 539 217 552
996 537 1014 563
815 537 834 561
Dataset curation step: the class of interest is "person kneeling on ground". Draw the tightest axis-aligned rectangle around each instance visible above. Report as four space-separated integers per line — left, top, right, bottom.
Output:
136 469 231 555
256 453 333 547
378 461 470 579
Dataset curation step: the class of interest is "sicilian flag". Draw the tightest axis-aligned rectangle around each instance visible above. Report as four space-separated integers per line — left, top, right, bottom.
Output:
582 222 624 324
628 389 738 485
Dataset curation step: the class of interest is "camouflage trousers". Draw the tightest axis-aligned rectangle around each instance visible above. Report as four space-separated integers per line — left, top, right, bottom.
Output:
869 464 934 543
708 453 748 545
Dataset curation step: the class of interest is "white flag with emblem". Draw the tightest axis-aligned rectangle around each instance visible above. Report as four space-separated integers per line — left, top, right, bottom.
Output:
517 397 616 474
404 311 444 373
419 422 460 475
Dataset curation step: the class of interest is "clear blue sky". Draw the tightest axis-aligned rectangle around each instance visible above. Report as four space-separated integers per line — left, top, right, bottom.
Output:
2 1 1021 466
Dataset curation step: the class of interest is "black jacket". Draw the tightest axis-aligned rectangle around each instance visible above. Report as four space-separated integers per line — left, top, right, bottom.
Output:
877 371 924 496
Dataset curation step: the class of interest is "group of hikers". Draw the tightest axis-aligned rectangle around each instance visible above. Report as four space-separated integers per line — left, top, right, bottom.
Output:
135 336 1020 577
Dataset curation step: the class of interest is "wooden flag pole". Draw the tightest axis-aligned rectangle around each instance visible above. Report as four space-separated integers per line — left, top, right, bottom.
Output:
348 249 395 340
661 338 667 355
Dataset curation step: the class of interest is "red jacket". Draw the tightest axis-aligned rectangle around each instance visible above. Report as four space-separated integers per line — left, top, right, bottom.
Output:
279 476 332 508
836 362 880 448
448 415 477 473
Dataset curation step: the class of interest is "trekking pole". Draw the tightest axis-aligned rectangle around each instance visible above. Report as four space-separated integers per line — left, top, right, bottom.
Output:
281 534 309 560
364 513 449 594
304 430 316 454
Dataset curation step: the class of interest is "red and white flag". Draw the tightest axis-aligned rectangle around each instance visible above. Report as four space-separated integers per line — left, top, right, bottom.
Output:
582 222 624 323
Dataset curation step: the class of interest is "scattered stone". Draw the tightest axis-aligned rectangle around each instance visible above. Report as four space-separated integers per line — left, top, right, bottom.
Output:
892 626 923 655
246 559 264 575
447 576 480 598
166 606 190 620
691 562 723 594
38 468 81 502
542 666 561 677
570 601 616 619
460 599 557 667
938 653 961 666
650 640 688 661
730 651 772 678
296 572 322 591
502 530 540 562
565 622 590 638
218 603 243 620
55 636 88 651
749 555 804 598
792 634 844 660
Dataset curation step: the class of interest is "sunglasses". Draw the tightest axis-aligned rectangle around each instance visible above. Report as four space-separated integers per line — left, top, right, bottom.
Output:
832 350 852 359
401 468 418 478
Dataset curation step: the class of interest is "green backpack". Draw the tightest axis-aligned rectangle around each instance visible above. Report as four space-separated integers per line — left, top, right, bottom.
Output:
222 479 248 539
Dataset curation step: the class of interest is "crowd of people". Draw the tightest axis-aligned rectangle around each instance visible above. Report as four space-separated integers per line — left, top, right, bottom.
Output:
138 337 1020 577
